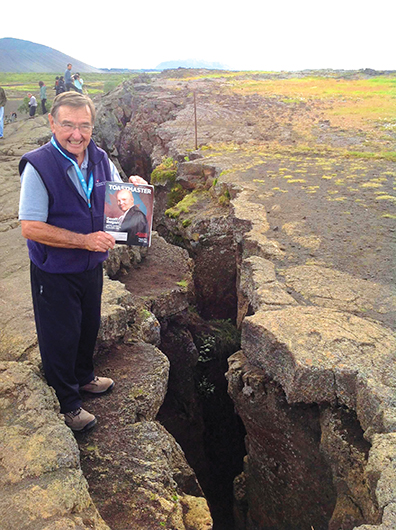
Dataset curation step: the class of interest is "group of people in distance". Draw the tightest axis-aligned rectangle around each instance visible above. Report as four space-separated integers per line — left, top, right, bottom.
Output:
54 65 84 95
27 80 49 117
62 63 85 94
28 64 85 118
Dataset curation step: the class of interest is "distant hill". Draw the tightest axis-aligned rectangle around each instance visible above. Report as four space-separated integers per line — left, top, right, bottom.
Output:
0 38 102 73
155 59 228 70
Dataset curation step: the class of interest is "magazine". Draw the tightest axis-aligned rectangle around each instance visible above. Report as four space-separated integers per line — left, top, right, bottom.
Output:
104 182 154 247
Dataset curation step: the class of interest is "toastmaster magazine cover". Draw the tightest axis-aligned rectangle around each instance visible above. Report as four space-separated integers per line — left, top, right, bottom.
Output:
104 182 154 247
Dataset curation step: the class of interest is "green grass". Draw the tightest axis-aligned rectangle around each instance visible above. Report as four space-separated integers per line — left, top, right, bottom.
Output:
345 151 396 162
0 72 141 97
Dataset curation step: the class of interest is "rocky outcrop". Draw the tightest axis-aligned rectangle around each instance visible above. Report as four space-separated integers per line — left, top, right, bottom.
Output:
149 160 237 320
78 341 213 530
0 361 110 530
145 147 396 528
93 80 190 174
79 233 213 529
227 351 338 530
226 186 396 530
282 265 396 324
108 78 396 526
92 74 396 530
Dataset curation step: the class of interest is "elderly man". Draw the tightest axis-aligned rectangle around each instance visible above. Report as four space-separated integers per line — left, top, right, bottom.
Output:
116 188 149 246
19 92 147 432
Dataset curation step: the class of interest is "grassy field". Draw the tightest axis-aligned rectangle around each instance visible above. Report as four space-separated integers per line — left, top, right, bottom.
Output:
175 71 396 129
2 70 395 156
2 70 395 126
0 72 140 98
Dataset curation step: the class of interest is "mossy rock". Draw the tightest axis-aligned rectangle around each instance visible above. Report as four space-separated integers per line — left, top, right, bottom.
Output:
151 157 178 185
165 189 204 219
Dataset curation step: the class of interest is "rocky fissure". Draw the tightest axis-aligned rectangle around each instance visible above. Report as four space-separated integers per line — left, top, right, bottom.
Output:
1 71 396 530
145 152 396 529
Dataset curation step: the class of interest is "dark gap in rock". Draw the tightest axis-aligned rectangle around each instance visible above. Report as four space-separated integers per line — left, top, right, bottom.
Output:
89 138 381 530
154 223 238 322
157 312 247 529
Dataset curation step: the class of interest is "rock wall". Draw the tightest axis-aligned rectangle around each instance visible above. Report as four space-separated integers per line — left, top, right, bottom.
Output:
109 77 396 526
144 145 396 528
92 79 190 174
94 74 396 530
226 188 396 530
99 73 396 527
148 155 396 529
150 160 238 320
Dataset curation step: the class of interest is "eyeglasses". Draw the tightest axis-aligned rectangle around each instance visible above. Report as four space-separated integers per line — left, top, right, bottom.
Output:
56 121 93 133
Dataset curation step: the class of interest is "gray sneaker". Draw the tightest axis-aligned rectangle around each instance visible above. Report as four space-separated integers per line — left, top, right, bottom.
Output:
80 376 115 394
64 407 97 432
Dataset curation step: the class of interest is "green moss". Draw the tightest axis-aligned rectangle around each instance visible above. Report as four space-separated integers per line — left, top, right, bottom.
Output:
346 150 396 162
182 219 192 227
218 189 231 206
129 388 146 399
286 178 306 184
176 279 188 288
139 308 152 319
168 183 187 208
165 190 201 218
196 319 241 365
375 194 396 201
151 157 178 185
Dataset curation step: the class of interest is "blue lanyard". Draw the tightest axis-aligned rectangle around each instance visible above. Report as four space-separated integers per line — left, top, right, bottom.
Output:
51 137 94 207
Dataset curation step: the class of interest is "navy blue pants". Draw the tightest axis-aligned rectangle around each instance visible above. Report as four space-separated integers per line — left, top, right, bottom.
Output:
30 262 103 413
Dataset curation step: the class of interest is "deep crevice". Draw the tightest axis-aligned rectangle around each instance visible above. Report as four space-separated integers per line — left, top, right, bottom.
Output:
156 313 247 529
79 144 384 530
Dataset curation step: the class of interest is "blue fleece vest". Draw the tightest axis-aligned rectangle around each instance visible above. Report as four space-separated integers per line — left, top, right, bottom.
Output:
19 137 112 273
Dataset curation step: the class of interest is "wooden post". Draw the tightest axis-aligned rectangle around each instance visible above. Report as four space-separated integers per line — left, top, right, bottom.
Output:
194 90 198 150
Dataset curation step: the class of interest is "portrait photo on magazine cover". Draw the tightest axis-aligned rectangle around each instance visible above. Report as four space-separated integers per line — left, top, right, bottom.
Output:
103 182 154 247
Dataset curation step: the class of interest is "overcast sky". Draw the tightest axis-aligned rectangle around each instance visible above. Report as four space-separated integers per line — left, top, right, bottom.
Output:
2 0 394 71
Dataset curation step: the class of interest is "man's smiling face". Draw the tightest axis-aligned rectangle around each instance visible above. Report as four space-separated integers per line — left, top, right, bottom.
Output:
48 105 93 164
117 190 134 212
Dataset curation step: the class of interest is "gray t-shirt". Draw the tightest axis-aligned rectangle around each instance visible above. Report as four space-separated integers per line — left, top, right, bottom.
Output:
19 149 122 222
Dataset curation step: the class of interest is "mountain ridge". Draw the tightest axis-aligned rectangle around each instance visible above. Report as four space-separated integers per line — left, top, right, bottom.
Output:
0 38 102 73
0 38 230 73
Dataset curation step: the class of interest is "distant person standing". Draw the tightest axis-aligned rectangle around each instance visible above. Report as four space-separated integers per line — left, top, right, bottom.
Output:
0 86 7 139
27 93 37 117
58 76 66 94
39 81 47 114
65 63 76 92
73 74 83 94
